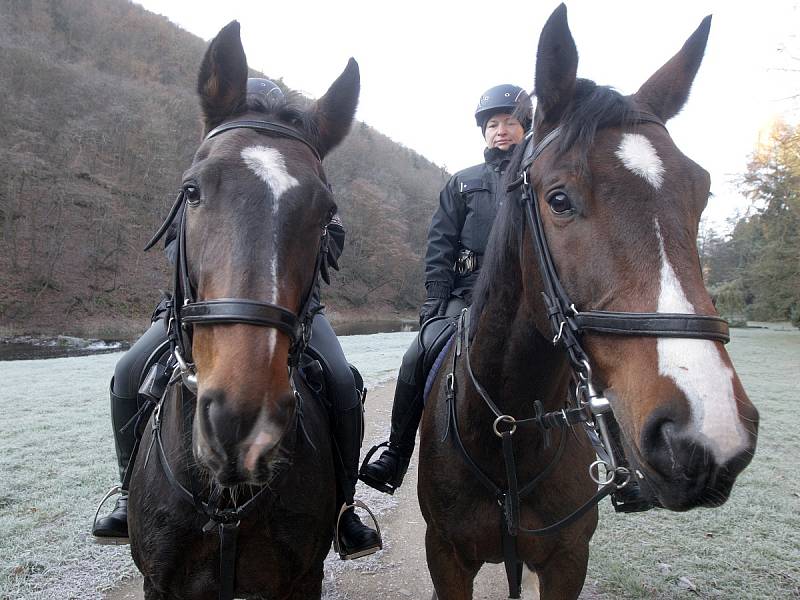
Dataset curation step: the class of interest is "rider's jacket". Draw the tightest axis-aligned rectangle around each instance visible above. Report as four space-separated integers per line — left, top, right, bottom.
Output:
423 145 518 302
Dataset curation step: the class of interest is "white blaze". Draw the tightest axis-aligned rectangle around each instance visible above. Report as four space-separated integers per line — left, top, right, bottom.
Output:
242 145 299 355
654 219 746 463
615 133 665 189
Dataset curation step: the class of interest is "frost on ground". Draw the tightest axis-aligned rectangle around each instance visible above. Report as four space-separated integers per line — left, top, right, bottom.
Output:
0 332 413 600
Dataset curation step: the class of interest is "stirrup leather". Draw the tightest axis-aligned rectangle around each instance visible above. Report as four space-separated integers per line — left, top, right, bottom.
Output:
91 485 130 545
332 499 383 560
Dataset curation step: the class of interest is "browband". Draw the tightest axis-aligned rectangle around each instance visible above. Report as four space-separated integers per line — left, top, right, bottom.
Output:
205 119 322 162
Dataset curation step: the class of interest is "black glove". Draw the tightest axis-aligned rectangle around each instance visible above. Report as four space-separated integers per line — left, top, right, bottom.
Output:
419 297 449 325
420 280 451 325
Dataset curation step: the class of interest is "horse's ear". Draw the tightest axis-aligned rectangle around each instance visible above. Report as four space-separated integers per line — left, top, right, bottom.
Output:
632 16 711 122
197 21 248 132
534 3 578 124
311 58 360 158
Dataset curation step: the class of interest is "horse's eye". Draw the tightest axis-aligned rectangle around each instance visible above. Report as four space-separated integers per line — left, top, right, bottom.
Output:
183 183 201 204
547 191 574 216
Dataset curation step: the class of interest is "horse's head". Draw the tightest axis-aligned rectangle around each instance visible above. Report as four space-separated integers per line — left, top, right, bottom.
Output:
178 22 358 486
523 5 757 510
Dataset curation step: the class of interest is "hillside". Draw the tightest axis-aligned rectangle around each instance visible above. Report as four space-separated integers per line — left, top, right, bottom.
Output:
0 0 448 336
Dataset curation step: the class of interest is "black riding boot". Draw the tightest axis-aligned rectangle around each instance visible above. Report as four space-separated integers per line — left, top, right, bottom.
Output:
92 381 137 541
359 379 421 495
332 404 382 559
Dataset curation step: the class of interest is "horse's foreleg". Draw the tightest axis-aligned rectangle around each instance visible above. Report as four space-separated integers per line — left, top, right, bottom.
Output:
425 527 480 600
532 545 589 600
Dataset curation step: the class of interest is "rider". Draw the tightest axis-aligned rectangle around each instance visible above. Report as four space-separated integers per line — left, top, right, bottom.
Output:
359 84 531 493
359 84 656 513
92 79 382 558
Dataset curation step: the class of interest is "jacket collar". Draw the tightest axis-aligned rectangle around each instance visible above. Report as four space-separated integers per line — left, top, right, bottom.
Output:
484 145 517 168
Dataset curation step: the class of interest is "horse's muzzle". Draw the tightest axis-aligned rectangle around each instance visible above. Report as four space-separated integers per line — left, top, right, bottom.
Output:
194 388 293 485
635 412 757 511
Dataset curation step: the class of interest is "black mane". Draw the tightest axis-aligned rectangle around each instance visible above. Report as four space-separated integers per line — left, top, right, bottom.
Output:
469 80 635 335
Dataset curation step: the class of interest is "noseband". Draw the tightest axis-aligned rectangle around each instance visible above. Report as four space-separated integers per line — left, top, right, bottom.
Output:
145 120 328 392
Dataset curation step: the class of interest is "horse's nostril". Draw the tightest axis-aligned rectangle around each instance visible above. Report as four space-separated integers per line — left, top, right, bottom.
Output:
641 416 680 476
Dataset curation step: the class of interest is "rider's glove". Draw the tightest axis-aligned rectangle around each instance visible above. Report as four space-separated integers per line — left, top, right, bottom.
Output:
419 282 451 325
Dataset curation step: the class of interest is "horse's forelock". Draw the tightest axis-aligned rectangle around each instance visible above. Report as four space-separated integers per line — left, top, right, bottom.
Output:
245 90 322 155
556 79 635 160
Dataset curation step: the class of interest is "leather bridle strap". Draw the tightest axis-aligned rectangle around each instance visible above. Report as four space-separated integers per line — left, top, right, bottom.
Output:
205 119 322 162
181 299 301 342
572 311 730 342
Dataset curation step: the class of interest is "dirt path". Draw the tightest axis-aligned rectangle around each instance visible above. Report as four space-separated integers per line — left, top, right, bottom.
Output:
104 381 598 599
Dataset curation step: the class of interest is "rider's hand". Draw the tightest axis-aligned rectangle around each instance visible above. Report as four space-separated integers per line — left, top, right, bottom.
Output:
419 297 449 326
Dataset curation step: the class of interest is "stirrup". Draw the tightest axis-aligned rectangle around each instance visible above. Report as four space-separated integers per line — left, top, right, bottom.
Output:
358 442 400 495
332 499 383 560
91 485 130 545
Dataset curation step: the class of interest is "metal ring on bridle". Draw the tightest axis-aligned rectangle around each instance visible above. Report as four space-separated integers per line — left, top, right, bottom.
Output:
612 465 632 489
493 415 517 437
589 459 615 485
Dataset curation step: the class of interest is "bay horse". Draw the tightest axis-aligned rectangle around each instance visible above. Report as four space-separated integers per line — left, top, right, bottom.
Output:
418 5 759 599
126 22 360 599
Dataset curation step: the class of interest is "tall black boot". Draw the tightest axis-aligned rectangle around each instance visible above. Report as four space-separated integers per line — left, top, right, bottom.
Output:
332 403 382 560
92 380 137 541
359 379 422 494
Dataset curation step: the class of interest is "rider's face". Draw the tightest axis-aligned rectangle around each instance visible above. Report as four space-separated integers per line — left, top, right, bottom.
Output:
484 113 525 150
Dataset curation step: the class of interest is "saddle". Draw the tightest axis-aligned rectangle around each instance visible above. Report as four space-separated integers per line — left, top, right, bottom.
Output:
419 315 458 402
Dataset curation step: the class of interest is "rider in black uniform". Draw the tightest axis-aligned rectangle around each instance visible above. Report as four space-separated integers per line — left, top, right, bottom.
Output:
92 79 382 558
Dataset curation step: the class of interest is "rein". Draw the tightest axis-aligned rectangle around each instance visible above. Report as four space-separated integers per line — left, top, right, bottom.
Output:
142 119 325 600
447 114 731 598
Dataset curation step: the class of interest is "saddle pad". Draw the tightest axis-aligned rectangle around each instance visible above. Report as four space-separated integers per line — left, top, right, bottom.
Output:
423 333 455 404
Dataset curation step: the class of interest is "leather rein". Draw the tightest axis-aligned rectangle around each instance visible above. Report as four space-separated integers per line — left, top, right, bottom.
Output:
141 119 327 600
445 114 731 598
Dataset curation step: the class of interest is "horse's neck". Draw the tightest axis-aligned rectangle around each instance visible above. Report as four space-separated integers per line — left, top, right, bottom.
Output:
468 295 570 419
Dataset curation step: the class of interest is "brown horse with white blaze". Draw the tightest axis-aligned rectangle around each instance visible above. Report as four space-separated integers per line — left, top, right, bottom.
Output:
418 5 758 599
128 21 360 599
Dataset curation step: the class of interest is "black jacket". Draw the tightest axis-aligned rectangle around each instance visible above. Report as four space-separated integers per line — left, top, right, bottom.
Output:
423 145 517 301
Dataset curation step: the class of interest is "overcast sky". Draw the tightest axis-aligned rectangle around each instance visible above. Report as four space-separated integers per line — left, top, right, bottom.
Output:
135 0 798 230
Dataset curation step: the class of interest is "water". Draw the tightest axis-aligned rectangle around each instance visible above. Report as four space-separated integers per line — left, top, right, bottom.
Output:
0 321 416 362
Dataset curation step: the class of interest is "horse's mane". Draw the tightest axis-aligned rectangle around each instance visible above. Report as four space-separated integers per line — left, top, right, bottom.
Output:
469 80 635 337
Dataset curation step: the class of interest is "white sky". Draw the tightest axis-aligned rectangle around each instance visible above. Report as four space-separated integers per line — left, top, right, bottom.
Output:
135 0 798 231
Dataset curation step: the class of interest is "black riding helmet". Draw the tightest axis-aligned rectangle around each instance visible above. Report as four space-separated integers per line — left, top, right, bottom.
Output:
247 78 284 107
474 84 530 133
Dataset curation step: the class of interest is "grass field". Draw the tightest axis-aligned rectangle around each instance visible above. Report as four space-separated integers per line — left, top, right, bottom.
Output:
0 326 797 599
586 325 800 599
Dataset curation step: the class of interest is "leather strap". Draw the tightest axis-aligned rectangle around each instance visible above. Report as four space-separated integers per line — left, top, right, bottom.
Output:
180 299 300 342
573 311 730 343
205 119 322 162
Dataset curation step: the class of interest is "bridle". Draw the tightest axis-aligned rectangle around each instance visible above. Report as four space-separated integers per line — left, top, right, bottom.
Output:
505 112 729 471
142 118 328 600
446 113 731 598
145 119 329 393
